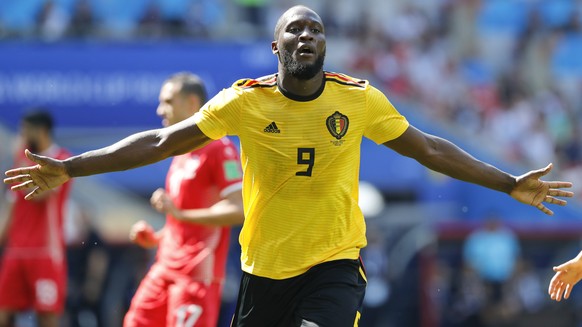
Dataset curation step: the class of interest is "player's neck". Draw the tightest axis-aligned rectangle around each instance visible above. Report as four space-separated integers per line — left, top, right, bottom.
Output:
277 70 324 98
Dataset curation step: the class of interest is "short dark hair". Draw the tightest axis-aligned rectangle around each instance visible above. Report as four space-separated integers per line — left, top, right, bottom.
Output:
165 72 207 104
22 108 54 133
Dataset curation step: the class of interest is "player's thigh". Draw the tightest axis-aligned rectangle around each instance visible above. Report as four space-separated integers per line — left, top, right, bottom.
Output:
294 259 367 327
27 257 67 314
124 265 170 327
231 272 300 327
0 257 33 310
167 280 222 327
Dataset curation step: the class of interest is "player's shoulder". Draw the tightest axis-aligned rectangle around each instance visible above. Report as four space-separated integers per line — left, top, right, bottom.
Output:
232 74 278 90
324 71 369 89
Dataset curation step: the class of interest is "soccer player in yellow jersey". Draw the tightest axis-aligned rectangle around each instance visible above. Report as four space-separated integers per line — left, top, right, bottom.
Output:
4 5 575 327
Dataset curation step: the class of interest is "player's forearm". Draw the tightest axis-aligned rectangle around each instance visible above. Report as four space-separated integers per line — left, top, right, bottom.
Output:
173 200 244 226
416 136 516 194
65 124 209 178
64 130 169 177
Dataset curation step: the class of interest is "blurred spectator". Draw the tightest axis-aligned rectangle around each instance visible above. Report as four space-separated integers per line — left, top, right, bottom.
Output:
36 0 70 41
463 215 520 302
136 2 163 38
359 228 390 327
234 0 269 37
446 263 487 327
510 259 545 313
68 0 94 38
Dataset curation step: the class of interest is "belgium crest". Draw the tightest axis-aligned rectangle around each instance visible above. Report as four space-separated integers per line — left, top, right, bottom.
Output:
326 111 349 140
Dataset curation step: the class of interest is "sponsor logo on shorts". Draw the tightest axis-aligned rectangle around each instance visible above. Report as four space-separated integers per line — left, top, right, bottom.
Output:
36 279 57 306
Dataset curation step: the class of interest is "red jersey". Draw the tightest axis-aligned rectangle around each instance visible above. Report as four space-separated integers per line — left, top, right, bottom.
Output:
157 138 242 281
5 145 72 262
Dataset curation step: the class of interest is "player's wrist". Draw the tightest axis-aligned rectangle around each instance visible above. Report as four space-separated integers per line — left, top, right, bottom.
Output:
62 157 76 178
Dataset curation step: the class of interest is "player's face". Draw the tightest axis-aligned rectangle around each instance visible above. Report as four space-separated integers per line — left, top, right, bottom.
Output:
275 9 326 80
157 82 191 127
19 122 44 153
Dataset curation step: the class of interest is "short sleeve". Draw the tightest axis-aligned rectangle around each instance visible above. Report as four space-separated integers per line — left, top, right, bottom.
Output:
363 85 409 144
193 86 244 140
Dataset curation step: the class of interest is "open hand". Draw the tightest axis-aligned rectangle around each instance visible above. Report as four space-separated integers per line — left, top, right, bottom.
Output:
549 251 582 301
509 163 573 215
3 150 70 200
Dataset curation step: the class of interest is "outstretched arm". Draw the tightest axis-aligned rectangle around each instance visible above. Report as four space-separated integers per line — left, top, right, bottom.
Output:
548 251 582 301
384 126 573 215
4 117 212 199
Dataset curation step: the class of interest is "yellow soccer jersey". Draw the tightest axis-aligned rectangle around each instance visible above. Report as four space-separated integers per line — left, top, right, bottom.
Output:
193 72 409 279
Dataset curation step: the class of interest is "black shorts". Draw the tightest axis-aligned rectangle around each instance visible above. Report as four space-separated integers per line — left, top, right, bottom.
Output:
231 258 367 327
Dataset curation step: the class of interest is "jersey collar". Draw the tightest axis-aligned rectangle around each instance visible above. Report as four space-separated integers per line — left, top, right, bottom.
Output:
276 73 326 102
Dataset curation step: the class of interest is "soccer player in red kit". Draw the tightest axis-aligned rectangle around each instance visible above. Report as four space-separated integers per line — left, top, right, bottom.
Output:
0 110 72 327
123 73 244 327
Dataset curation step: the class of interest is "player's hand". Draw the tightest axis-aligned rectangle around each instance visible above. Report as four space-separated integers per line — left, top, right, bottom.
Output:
3 149 70 200
129 220 159 249
509 163 573 215
549 251 582 301
150 188 178 216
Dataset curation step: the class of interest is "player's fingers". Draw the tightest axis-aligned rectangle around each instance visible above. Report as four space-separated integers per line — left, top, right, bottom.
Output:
151 188 165 199
24 149 55 167
10 180 36 191
152 201 166 214
545 196 568 206
25 149 41 163
536 203 554 216
3 174 33 184
548 188 574 198
564 284 572 300
555 282 564 301
24 187 41 200
528 163 553 179
548 182 573 189
150 194 162 207
549 275 559 294
4 167 35 178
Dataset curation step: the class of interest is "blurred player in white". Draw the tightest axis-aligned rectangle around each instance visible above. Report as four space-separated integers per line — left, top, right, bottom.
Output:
123 73 244 327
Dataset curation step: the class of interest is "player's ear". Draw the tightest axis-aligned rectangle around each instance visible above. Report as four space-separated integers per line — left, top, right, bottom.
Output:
188 95 202 113
271 41 279 55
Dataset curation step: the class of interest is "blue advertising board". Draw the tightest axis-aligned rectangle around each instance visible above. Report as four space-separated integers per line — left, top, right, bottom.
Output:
1 41 581 222
0 40 276 129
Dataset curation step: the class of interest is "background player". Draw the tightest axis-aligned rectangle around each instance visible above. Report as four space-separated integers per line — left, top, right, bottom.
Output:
123 72 244 327
3 6 574 326
0 110 72 327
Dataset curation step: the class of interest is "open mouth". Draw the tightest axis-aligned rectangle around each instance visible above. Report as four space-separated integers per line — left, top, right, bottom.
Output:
298 45 315 55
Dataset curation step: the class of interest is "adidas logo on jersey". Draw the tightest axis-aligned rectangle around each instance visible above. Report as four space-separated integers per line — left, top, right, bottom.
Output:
264 122 281 133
